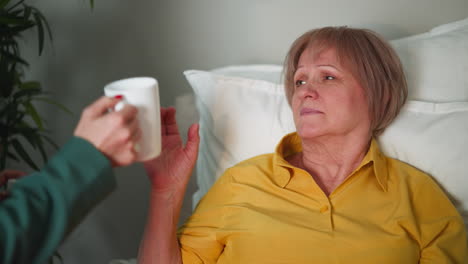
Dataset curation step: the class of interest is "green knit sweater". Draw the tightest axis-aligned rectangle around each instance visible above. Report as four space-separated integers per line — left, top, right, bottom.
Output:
0 137 115 264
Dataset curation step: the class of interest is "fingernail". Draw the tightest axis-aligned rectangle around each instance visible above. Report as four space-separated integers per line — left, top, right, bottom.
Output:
114 95 123 99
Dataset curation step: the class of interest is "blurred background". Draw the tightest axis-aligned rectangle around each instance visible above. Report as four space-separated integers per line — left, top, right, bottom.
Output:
12 0 468 263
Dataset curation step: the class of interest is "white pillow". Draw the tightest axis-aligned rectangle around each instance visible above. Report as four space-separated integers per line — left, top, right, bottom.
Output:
211 64 283 84
185 70 468 231
184 70 295 205
390 17 468 102
378 101 468 228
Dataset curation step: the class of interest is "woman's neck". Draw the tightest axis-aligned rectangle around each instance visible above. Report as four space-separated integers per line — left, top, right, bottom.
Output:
289 134 371 196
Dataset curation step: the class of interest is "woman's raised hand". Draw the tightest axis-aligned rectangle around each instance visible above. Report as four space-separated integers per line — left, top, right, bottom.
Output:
143 107 200 193
74 96 141 167
138 107 198 264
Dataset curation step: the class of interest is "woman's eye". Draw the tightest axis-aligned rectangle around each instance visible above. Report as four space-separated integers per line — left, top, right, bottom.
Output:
325 76 335 80
295 80 306 87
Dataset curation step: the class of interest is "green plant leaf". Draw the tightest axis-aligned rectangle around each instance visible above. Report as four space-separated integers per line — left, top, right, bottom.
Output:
0 39 18 48
0 45 21 63
0 105 8 121
31 6 53 49
13 87 41 101
34 97 73 116
18 129 37 149
15 120 33 129
3 103 25 127
7 9 24 17
13 122 39 139
19 81 41 90
1 50 29 65
89 0 94 9
0 147 7 171
6 0 25 12
11 138 39 170
1 103 16 123
39 12 52 43
32 12 44 55
0 0 12 9
12 114 27 127
23 101 43 129
23 5 32 21
5 22 36 35
0 61 17 97
10 122 32 139
19 130 48 163
7 151 19 161
0 16 30 25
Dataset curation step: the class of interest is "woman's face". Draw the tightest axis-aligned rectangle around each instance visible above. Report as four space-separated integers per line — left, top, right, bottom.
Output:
291 47 371 140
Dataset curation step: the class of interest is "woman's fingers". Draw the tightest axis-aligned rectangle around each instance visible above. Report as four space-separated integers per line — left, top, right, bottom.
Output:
184 123 200 158
161 107 180 136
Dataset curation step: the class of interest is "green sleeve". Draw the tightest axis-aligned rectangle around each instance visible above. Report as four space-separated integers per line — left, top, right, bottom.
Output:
0 136 116 264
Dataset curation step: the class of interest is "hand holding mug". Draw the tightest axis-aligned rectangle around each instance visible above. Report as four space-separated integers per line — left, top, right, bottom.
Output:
74 96 140 167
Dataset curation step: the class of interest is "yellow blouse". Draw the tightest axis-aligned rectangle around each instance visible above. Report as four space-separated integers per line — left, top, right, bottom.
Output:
178 133 467 263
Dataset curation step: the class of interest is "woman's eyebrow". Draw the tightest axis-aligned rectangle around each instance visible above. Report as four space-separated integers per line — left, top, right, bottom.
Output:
317 64 341 72
296 64 342 72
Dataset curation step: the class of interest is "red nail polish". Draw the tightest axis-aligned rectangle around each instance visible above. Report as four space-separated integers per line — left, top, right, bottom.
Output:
114 95 123 99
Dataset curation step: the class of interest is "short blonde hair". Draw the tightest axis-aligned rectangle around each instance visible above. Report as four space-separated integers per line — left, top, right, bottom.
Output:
283 27 407 136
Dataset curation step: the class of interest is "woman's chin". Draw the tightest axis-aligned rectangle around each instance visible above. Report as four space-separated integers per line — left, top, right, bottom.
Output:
296 127 326 140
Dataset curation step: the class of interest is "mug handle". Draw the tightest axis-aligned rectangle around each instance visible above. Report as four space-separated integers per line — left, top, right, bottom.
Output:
114 99 127 112
107 97 141 153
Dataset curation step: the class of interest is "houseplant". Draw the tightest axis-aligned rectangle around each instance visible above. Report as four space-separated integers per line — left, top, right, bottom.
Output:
1 0 64 172
1 0 93 171
1 0 93 263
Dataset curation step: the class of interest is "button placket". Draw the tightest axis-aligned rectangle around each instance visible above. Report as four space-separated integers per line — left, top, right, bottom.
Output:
320 204 329 213
319 199 334 230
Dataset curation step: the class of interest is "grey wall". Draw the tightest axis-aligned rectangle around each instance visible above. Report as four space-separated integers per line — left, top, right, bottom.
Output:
16 0 468 263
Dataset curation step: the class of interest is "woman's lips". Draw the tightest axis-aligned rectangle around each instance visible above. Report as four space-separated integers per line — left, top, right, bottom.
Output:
300 107 323 116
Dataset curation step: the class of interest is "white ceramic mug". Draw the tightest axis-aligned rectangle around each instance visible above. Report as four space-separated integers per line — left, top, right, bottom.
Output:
104 77 161 161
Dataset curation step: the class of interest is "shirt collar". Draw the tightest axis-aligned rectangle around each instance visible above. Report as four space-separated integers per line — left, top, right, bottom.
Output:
272 132 388 191
356 138 389 191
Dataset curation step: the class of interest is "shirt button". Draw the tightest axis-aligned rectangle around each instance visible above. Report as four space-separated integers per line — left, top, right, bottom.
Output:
320 205 329 213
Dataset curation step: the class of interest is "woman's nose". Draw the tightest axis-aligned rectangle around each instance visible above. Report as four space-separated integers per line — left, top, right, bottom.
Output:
305 91 318 99
299 81 319 100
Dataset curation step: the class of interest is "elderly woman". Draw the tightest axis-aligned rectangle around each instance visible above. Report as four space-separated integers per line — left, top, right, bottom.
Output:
138 27 468 263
